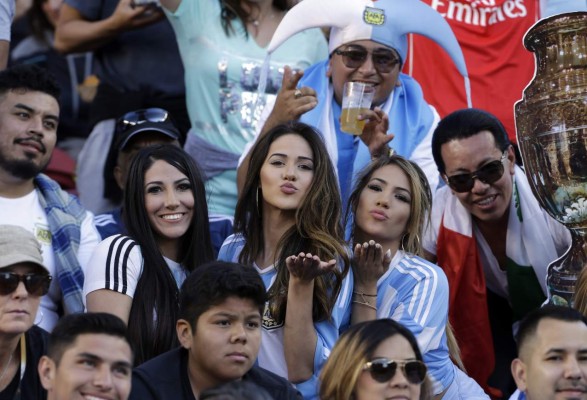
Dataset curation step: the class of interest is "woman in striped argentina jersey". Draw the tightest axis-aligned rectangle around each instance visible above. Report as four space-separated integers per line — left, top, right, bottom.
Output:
219 121 351 400
83 145 214 365
346 155 488 399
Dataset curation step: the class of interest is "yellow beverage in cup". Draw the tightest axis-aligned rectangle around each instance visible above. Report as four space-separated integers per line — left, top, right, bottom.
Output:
341 82 374 135
340 107 369 135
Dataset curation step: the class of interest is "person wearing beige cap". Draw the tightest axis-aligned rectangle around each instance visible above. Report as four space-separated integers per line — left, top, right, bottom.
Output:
0 224 52 398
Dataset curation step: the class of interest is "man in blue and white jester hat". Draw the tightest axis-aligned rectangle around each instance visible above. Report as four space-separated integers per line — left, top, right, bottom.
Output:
239 0 471 204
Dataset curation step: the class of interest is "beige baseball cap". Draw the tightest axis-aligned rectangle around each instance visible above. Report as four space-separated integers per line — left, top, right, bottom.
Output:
0 225 48 272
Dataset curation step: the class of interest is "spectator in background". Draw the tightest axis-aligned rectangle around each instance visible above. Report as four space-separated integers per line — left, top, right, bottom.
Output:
54 0 190 214
0 64 100 331
11 0 94 161
0 225 53 399
158 0 328 218
130 261 301 400
94 108 233 256
0 0 15 69
39 313 133 400
84 144 214 365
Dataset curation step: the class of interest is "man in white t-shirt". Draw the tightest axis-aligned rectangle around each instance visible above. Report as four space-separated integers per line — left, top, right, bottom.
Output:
0 64 100 331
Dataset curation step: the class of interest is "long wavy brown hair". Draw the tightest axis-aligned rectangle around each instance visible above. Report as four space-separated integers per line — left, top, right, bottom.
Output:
234 121 349 323
219 0 291 36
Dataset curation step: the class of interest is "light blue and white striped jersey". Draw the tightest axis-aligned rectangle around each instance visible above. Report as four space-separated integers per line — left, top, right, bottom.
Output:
219 234 353 400
376 250 453 394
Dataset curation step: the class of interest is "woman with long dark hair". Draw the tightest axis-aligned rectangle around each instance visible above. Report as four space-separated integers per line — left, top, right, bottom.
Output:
219 121 351 399
156 0 328 219
84 144 213 365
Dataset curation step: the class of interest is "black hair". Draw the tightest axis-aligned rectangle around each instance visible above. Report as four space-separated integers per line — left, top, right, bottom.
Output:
431 108 511 174
48 313 131 365
178 261 267 330
124 144 214 365
515 305 587 354
0 64 60 101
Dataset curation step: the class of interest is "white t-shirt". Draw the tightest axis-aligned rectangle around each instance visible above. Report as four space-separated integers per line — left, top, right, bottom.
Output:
83 235 187 302
0 190 100 331
0 0 14 42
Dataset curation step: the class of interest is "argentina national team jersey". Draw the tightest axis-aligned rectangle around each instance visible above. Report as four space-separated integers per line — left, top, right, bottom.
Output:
376 250 453 394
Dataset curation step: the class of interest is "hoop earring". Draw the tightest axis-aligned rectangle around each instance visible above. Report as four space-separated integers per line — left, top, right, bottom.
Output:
400 234 408 253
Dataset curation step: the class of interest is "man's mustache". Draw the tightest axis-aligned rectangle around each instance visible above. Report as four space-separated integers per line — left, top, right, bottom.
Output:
14 137 47 154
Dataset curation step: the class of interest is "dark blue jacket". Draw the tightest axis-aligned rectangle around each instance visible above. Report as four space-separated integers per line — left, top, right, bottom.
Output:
130 347 301 400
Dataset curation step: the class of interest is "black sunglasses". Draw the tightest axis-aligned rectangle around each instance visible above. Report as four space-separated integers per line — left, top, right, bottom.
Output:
333 45 400 73
117 108 170 133
446 152 508 193
0 272 52 296
363 358 427 385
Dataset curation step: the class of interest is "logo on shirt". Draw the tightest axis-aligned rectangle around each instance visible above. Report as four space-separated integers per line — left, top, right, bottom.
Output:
34 224 51 245
262 303 284 331
364 7 385 26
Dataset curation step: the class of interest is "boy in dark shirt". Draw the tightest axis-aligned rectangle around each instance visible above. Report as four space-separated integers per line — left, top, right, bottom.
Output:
130 261 301 400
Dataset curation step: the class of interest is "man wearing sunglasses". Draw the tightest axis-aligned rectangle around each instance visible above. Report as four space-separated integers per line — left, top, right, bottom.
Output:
0 65 101 331
238 0 471 205
0 225 53 399
423 108 571 397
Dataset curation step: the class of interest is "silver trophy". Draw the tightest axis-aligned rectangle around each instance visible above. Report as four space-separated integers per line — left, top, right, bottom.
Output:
515 12 587 306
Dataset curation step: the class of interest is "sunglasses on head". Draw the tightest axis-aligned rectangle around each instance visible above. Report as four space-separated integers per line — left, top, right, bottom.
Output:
117 108 170 133
363 358 427 385
333 45 400 73
445 151 508 193
0 272 52 296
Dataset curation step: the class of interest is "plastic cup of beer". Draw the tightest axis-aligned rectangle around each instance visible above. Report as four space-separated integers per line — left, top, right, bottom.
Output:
340 82 375 135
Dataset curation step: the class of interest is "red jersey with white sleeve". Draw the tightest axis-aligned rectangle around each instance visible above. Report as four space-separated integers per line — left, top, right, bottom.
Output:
405 0 541 143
